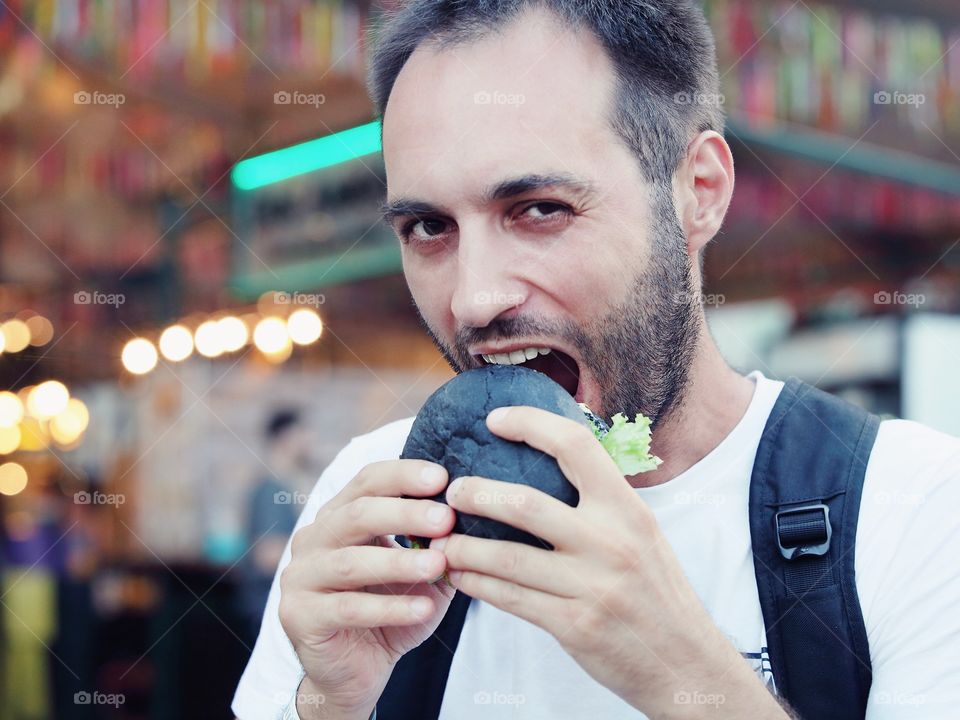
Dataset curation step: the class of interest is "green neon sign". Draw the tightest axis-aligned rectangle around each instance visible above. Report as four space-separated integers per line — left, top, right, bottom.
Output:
231 120 383 190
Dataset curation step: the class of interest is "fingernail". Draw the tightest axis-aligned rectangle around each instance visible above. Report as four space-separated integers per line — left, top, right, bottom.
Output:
421 464 445 487
488 407 510 426
427 504 448 525
446 477 463 501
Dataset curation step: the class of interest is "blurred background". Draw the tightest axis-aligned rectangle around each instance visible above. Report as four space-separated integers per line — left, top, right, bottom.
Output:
0 0 957 717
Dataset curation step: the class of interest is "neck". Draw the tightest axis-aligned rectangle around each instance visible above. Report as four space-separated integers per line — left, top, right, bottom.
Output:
626 317 755 489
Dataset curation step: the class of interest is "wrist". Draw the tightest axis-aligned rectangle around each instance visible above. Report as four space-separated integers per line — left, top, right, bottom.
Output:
292 675 377 720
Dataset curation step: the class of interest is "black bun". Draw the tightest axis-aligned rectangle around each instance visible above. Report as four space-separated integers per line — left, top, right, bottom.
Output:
401 364 590 548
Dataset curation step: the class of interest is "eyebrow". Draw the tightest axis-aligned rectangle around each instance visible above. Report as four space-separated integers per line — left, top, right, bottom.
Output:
380 172 595 225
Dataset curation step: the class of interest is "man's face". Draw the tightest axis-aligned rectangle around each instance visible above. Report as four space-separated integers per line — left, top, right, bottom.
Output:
381 9 699 424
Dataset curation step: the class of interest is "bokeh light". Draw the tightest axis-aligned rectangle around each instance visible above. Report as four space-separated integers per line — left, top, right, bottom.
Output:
287 309 323 346
27 380 69 419
159 325 194 362
0 462 27 496
122 338 159 375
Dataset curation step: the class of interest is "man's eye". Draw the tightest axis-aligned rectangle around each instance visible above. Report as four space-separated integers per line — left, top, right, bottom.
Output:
520 202 570 220
402 217 449 242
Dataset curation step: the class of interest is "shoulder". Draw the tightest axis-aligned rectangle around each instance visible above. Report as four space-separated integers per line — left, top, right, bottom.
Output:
856 419 960 662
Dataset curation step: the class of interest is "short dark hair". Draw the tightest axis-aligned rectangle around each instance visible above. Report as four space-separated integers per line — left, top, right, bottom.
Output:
368 0 724 185
265 409 300 441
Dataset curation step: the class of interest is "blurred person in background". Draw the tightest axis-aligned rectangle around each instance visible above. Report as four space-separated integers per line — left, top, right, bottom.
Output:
238 409 313 643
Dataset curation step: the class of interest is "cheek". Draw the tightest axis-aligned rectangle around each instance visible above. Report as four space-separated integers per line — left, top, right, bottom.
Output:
404 256 456 327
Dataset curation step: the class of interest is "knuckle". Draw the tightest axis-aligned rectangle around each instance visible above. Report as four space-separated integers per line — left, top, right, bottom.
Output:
335 593 361 625
289 526 309 555
347 496 371 522
499 545 523 577
564 425 597 455
331 549 356 583
497 581 524 613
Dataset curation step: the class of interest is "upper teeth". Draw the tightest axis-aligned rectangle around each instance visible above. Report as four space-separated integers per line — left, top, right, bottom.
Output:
481 347 551 365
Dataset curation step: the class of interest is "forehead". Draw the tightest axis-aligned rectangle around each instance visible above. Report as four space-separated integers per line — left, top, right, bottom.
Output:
381 8 629 201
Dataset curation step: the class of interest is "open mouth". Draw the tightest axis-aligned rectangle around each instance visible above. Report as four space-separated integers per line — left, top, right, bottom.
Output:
476 346 582 399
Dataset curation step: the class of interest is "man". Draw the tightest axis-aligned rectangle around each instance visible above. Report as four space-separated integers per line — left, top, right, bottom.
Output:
233 1 960 718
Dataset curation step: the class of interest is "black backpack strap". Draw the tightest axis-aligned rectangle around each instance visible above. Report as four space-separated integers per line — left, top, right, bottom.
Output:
377 590 472 720
750 377 879 719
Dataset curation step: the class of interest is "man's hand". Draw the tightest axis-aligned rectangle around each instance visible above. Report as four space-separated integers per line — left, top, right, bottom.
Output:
434 406 788 719
278 459 456 719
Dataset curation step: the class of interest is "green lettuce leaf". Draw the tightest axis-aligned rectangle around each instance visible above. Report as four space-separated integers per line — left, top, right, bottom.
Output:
579 404 662 476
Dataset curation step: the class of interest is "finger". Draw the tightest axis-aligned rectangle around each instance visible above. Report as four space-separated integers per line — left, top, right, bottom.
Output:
486 406 627 502
296 546 446 591
311 591 436 635
438 533 577 596
318 496 455 548
444 475 584 550
332 460 449 509
448 569 568 634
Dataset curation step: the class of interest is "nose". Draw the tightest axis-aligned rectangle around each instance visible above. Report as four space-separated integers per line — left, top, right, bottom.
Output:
449 228 526 328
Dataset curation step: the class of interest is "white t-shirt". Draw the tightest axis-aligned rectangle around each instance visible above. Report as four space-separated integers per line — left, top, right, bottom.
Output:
232 371 960 719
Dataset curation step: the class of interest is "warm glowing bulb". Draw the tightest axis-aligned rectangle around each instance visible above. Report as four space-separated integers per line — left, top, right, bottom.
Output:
217 316 248 352
0 392 23 427
287 309 323 345
0 425 20 454
159 325 194 362
122 338 158 375
253 317 291 355
194 320 225 358
0 320 30 353
50 398 89 447
25 316 54 346
0 462 27 496
27 380 69 419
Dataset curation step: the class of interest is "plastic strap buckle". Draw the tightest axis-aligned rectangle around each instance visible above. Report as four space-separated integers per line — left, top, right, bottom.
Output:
775 503 831 560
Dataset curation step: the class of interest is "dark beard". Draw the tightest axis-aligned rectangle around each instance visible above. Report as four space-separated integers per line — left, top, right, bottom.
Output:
409 188 700 429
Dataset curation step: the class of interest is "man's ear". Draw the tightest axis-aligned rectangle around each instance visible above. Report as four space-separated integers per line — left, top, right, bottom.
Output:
673 130 735 257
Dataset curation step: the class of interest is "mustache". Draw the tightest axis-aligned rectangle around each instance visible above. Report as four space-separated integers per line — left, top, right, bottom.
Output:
455 315 576 356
